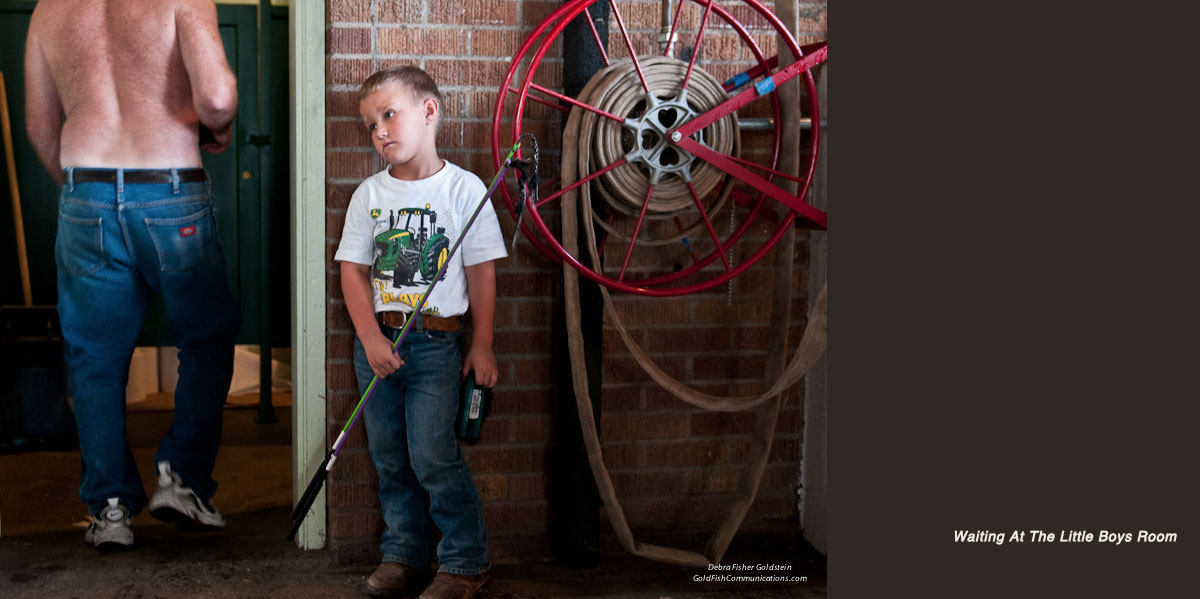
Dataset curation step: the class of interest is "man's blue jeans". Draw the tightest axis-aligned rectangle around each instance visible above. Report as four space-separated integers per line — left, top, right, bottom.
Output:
353 325 489 575
56 168 239 516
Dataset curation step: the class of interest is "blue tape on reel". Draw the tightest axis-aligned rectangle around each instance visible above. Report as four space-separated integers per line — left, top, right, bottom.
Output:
724 72 752 89
754 78 777 96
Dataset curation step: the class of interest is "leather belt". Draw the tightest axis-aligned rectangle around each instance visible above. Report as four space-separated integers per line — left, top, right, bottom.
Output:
67 168 208 184
378 311 461 333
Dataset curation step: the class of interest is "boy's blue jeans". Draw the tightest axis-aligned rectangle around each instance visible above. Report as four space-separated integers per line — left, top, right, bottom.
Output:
353 326 489 575
56 168 239 515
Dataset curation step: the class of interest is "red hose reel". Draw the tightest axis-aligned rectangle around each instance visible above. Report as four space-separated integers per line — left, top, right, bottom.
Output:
492 0 827 297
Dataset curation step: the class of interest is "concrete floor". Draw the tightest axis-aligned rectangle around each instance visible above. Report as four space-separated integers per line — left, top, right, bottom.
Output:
0 407 826 598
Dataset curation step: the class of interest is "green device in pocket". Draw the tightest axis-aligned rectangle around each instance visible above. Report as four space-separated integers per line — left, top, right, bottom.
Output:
456 370 491 444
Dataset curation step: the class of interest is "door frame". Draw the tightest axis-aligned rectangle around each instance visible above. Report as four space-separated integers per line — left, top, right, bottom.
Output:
289 0 325 550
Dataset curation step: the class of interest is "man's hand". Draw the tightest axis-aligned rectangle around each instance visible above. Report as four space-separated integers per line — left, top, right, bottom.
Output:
462 344 498 388
363 333 403 379
201 124 233 154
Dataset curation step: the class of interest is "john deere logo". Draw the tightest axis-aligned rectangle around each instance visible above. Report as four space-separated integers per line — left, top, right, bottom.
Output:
370 209 382 218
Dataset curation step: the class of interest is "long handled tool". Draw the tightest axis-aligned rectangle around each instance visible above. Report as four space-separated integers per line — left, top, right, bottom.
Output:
288 136 536 540
0 71 32 306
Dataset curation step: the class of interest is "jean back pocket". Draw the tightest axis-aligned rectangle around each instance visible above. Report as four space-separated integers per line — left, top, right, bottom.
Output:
55 214 107 278
144 207 218 272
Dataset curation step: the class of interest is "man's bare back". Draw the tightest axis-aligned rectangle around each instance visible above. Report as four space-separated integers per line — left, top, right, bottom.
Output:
25 0 236 179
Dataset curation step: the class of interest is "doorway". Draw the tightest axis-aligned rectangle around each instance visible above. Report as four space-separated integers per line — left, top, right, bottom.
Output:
0 0 296 541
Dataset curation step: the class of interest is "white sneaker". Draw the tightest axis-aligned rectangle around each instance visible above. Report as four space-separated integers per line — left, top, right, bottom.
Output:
84 498 134 550
147 461 225 530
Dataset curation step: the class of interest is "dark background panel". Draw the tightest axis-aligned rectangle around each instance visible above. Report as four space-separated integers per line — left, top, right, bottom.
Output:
835 0 1200 597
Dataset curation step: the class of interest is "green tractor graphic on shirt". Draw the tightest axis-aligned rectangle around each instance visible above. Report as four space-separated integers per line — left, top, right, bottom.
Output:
372 205 451 287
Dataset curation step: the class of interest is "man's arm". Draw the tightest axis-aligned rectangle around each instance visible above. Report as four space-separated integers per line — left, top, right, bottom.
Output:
463 260 499 387
176 0 237 151
23 30 64 184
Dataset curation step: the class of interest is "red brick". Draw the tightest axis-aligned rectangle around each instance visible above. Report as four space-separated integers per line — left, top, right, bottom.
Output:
328 0 370 23
328 26 370 54
492 386 552 414
326 181 357 212
428 1 517 26
464 445 543 474
483 501 549 535
327 331 356 360
506 474 547 501
643 439 724 468
434 121 463 150
327 361 359 393
470 29 523 57
469 90 500 119
690 411 754 436
508 415 552 442
622 495 733 527
599 441 641 470
522 1 559 27
684 466 742 494
326 450 375 482
377 28 468 56
328 90 362 118
426 59 510 88
328 511 377 539
604 412 688 440
602 386 643 412
327 151 373 179
605 296 694 325
372 0 423 24
327 57 373 86
644 326 730 353
776 407 803 433
327 272 344 300
768 437 800 462
644 382 728 410
612 470 685 497
693 353 766 380
493 329 550 355
498 271 555 298
474 475 509 502
603 356 689 385
762 463 800 491
747 494 797 520
326 210 347 240
328 120 371 149
510 357 551 384
328 480 378 508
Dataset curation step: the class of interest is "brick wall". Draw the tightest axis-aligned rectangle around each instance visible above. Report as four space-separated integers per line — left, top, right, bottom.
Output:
325 0 828 564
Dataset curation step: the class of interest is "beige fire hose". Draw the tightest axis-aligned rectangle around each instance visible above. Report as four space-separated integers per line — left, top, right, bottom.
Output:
560 57 828 566
0 71 33 306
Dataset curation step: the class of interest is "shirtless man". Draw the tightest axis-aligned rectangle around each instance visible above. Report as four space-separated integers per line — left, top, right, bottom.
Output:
25 0 241 549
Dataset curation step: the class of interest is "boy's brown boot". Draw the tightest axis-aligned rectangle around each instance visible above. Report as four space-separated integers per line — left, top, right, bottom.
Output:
365 562 428 598
418 572 488 599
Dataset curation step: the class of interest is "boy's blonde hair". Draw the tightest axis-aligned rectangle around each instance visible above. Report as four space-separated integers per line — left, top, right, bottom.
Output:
359 65 444 113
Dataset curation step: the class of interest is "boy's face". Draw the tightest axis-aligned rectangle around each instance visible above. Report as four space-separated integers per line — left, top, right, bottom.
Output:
359 82 438 168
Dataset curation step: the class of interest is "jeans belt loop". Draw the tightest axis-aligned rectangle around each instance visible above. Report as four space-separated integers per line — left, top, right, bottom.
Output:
170 168 180 194
204 168 212 196
66 167 75 192
116 168 124 196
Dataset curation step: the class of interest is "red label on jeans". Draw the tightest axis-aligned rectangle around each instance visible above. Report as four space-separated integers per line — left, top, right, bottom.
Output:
179 226 196 237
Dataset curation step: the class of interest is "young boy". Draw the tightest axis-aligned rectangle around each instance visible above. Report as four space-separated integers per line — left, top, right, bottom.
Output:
334 66 506 599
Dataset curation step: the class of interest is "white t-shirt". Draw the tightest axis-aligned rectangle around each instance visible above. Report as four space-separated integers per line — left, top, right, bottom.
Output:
334 161 508 317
